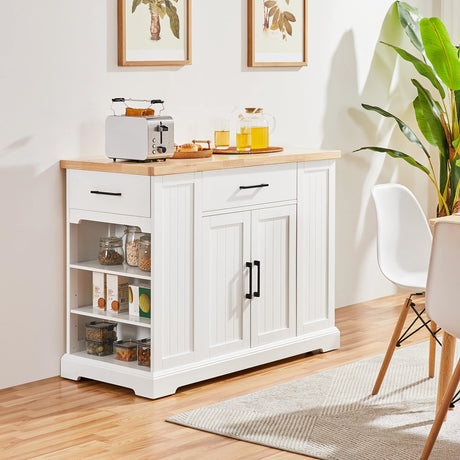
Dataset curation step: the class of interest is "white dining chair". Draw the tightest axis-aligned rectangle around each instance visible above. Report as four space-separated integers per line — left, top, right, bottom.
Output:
371 183 440 395
421 220 460 459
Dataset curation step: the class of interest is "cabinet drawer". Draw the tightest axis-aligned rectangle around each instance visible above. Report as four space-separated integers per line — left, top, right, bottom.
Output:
68 170 151 217
202 164 297 211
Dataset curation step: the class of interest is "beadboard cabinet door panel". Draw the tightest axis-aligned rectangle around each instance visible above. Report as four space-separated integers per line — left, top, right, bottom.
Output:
251 205 296 347
202 212 251 357
152 174 201 370
297 161 336 336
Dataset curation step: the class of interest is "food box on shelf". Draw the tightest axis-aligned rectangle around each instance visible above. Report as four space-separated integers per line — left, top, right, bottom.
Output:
107 275 129 314
138 287 151 319
86 339 114 356
85 321 117 341
114 340 138 361
137 338 151 367
128 281 150 317
92 272 106 310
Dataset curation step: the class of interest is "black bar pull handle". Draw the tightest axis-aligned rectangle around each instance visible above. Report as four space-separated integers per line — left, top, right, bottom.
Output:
254 260 261 297
90 190 122 197
239 183 269 190
246 262 253 299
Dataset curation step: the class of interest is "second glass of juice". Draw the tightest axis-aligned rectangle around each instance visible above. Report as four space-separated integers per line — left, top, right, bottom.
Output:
214 118 230 150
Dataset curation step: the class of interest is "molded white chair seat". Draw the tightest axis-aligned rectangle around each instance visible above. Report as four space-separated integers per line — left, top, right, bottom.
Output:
371 183 438 395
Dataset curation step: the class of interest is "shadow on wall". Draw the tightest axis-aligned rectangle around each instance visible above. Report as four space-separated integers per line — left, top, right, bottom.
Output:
320 3 433 307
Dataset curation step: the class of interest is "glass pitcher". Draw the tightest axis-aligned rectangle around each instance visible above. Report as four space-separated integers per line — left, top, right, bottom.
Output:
244 108 276 150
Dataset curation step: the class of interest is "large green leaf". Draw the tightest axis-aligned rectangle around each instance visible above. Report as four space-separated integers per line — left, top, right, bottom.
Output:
354 146 430 175
421 17 460 91
411 79 449 195
411 80 447 147
381 42 445 98
397 1 424 54
132 0 142 13
362 103 431 158
165 0 180 39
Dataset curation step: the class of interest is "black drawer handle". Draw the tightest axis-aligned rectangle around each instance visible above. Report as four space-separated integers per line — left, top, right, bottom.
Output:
239 183 269 190
90 190 122 197
246 262 253 299
254 260 261 298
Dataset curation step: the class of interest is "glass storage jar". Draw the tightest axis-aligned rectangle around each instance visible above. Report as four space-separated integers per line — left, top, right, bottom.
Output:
138 235 151 271
125 226 143 267
137 338 151 367
98 236 124 265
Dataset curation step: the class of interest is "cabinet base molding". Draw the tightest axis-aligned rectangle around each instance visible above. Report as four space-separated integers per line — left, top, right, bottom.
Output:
61 327 340 399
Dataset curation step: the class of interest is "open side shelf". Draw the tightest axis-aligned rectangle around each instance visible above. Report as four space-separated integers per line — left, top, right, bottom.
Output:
71 306 151 328
70 260 151 280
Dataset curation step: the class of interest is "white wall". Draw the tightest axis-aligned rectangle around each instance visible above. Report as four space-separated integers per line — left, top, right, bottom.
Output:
0 0 437 389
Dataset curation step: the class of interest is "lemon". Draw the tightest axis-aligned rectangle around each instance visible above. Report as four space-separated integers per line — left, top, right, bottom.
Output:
129 287 133 304
139 293 150 314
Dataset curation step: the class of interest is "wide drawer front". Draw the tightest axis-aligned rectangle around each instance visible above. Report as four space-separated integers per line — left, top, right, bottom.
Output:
68 170 151 217
202 163 297 211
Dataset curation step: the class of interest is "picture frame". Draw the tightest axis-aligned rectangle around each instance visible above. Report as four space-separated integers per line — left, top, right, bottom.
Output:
118 0 191 66
248 0 308 67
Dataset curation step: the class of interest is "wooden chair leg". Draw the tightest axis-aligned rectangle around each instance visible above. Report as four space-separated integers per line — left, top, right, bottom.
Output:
372 297 411 395
428 321 437 378
436 332 456 418
421 358 460 460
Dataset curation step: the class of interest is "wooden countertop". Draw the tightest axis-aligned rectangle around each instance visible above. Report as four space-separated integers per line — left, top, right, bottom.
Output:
60 148 341 176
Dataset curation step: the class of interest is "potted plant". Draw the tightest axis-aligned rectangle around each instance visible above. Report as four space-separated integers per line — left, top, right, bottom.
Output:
356 1 460 216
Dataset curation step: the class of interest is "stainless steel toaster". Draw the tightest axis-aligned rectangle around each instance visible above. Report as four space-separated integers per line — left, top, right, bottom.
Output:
105 115 175 161
105 98 175 161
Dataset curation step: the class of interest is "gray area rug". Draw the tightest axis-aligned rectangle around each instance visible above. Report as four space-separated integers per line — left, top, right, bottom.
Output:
167 341 460 459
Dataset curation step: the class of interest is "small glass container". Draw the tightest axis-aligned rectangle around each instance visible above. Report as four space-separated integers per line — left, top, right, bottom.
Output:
138 235 151 271
125 226 143 267
114 340 138 361
137 338 151 367
86 339 114 356
85 321 117 341
98 236 124 265
236 114 252 152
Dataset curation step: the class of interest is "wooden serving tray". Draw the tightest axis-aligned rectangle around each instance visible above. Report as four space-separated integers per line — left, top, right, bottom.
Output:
213 147 284 154
172 149 213 159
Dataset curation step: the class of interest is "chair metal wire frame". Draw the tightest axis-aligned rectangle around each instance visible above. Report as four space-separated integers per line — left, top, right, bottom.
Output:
396 293 442 348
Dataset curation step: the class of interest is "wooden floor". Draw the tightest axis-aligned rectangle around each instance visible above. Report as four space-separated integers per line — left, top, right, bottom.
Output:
1 293 433 460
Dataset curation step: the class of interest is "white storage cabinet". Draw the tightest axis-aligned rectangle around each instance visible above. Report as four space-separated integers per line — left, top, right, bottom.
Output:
61 160 340 399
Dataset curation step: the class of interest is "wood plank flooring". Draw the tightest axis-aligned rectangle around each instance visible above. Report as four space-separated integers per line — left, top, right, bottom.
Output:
0 293 433 460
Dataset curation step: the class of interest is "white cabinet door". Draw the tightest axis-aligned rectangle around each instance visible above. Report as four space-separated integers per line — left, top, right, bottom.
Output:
250 205 297 347
202 211 251 357
297 161 335 335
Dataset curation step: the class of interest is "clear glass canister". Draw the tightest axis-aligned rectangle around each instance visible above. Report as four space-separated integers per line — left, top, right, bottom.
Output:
138 235 151 271
98 236 124 265
236 114 252 152
125 226 143 267
245 107 275 150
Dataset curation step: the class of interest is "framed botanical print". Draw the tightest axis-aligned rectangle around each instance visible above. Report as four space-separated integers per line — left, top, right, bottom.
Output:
248 0 308 67
118 0 191 66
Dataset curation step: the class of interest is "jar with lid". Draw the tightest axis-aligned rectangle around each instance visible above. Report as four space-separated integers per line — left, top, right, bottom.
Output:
138 235 151 271
244 107 276 150
124 226 143 267
98 236 124 265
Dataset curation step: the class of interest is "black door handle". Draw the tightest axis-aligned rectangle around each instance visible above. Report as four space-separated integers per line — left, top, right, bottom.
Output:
90 190 122 196
254 260 261 297
246 262 252 299
239 183 269 190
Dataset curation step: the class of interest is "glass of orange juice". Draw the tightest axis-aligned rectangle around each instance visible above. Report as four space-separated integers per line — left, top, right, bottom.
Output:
214 118 230 150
